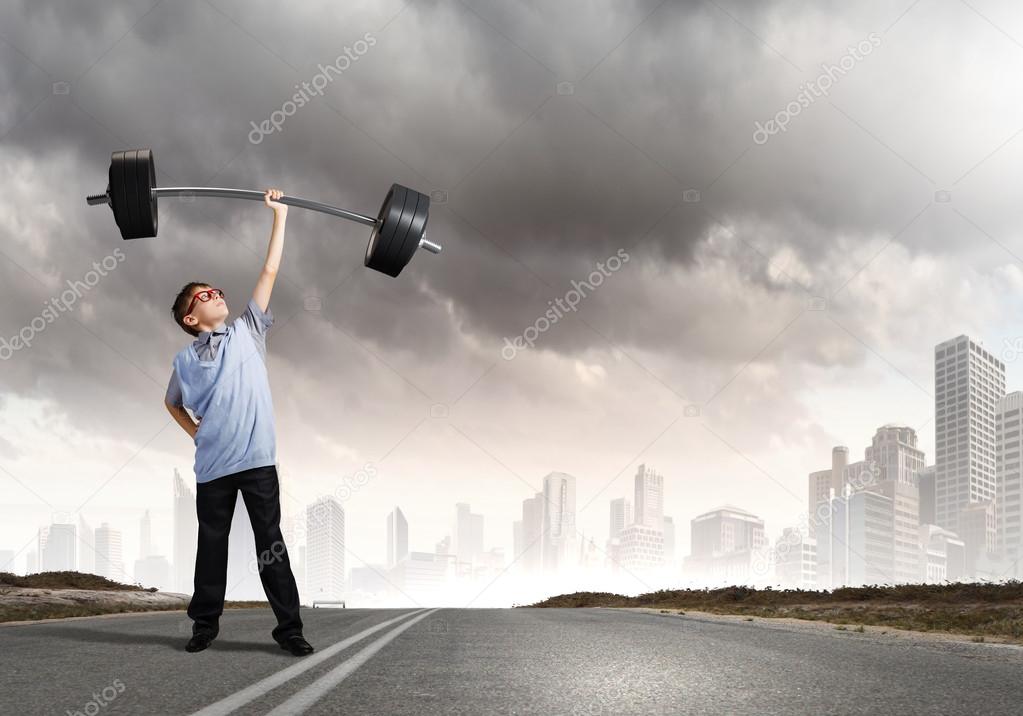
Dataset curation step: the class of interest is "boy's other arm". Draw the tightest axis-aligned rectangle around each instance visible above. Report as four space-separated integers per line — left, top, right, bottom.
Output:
253 188 288 313
165 401 200 440
164 368 199 439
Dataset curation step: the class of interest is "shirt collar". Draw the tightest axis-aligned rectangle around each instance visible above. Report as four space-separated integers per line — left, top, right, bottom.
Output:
195 321 228 345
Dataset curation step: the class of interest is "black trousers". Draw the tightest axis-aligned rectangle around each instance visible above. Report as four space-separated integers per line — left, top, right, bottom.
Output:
187 464 303 643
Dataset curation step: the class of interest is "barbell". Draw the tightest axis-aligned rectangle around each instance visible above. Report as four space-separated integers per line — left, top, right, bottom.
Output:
85 148 441 278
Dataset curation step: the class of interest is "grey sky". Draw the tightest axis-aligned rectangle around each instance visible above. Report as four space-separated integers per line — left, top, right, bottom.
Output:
4 0 1023 600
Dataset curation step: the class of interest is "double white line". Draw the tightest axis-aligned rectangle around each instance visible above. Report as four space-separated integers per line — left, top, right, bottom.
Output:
190 608 439 716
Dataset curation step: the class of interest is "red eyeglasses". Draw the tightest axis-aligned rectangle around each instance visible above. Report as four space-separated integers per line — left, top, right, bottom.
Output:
185 288 225 317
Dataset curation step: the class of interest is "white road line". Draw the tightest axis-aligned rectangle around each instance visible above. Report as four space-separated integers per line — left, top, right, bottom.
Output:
265 608 440 715
188 609 428 716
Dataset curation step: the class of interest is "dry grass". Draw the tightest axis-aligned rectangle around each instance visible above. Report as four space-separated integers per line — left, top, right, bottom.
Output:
0 571 273 623
524 582 1023 642
0 571 152 591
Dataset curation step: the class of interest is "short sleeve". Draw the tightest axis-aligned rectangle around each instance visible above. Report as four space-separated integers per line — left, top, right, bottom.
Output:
240 297 273 340
165 368 183 407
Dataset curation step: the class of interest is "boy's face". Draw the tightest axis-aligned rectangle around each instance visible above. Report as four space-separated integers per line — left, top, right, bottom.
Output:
183 285 229 332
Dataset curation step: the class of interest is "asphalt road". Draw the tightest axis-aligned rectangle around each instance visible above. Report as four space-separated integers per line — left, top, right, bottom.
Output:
3 605 1023 715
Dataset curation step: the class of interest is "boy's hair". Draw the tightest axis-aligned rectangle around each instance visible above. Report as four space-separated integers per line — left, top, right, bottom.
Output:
172 281 212 337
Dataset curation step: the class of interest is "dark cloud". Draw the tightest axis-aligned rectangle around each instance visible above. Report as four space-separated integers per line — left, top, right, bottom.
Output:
2 0 1023 465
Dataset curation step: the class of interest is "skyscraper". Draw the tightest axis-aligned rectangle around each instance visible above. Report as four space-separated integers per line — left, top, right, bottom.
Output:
94 522 123 582
634 464 663 528
996 391 1023 575
609 497 632 540
817 490 894 588
42 522 76 572
866 425 924 584
934 335 1005 534
541 472 577 573
918 465 936 525
387 507 409 568
519 492 544 574
684 506 767 584
139 509 152 561
662 515 675 565
618 466 665 570
774 527 816 588
807 447 850 536
78 514 94 575
173 468 198 593
453 503 484 568
306 496 345 601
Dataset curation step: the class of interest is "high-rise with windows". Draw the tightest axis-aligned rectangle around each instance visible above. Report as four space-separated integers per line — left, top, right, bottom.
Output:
609 497 632 540
306 496 345 601
934 336 1004 535
996 391 1023 575
387 507 409 568
633 464 663 528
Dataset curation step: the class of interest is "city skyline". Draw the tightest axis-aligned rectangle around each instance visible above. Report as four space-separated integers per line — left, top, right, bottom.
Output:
8 330 1023 604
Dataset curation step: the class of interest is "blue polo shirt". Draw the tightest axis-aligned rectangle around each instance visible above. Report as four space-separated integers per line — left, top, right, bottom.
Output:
166 298 276 484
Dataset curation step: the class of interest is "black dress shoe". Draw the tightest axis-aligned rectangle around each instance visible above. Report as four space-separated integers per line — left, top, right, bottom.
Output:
186 632 216 653
279 635 314 656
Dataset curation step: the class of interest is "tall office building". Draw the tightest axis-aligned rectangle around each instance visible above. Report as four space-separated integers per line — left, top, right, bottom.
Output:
960 500 996 576
94 523 124 582
387 507 409 568
619 466 665 570
934 335 1005 535
867 426 924 584
918 465 936 525
663 516 676 564
609 497 632 540
684 506 767 584
519 492 544 574
453 503 484 568
173 469 198 593
774 527 816 588
808 447 852 536
36 526 48 572
541 472 577 573
866 425 925 486
634 464 664 528
817 490 894 588
139 509 152 561
306 496 345 601
78 515 94 575
996 392 1023 575
42 522 76 572
0 549 15 573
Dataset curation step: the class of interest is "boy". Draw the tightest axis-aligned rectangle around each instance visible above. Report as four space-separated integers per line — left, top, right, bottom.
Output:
164 188 312 656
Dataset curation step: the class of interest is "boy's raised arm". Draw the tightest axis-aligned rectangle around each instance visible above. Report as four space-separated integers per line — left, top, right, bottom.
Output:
253 187 287 313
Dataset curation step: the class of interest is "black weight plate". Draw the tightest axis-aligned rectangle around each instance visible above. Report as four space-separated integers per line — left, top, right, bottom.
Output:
376 184 419 275
365 184 409 276
391 190 430 277
135 148 158 237
364 184 397 271
108 151 133 239
122 149 143 239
